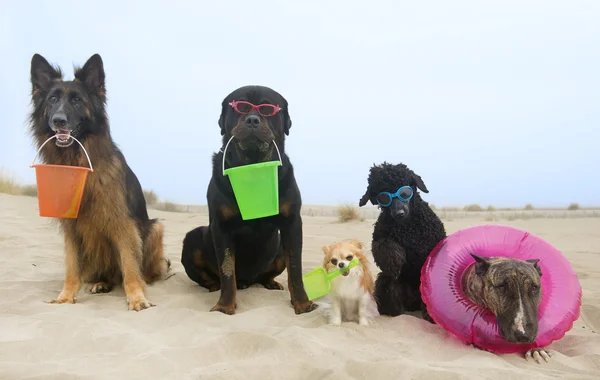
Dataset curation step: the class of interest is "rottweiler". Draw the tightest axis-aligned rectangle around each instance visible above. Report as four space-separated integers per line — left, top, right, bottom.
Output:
181 85 317 315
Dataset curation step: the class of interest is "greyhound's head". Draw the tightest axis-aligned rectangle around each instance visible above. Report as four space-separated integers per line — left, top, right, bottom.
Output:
468 254 543 344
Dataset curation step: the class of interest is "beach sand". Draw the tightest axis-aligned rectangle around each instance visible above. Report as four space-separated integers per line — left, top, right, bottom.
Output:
1 193 599 379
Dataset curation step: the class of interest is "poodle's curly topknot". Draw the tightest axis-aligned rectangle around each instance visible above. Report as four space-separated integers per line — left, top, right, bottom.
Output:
358 161 446 319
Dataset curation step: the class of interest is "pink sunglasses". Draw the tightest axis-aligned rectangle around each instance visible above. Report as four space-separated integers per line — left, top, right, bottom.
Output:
229 100 282 117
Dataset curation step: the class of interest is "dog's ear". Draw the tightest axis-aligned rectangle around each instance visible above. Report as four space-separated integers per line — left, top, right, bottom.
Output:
218 98 228 136
349 239 363 250
281 96 292 136
526 258 543 277
30 54 62 94
75 54 105 93
411 172 429 193
359 185 372 207
321 244 333 267
283 108 292 135
471 253 491 276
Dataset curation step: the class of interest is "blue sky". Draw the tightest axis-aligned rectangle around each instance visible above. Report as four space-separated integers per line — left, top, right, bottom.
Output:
1 0 598 208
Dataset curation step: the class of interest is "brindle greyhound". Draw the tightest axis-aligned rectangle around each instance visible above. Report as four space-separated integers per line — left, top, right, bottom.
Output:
463 253 552 363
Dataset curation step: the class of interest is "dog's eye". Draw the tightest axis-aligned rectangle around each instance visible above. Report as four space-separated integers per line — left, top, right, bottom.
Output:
346 255 353 261
494 283 506 290
331 258 338 265
73 96 81 102
531 284 539 293
49 96 58 103
237 103 252 113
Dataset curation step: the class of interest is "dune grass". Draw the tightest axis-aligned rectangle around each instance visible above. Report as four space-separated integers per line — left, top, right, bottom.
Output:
0 169 38 197
154 201 179 212
142 189 181 212
463 204 484 212
143 189 159 205
336 204 363 223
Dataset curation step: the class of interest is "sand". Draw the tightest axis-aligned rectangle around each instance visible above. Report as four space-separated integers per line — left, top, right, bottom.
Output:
1 193 599 380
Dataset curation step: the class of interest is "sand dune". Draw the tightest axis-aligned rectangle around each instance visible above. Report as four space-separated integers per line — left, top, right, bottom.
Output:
1 193 599 379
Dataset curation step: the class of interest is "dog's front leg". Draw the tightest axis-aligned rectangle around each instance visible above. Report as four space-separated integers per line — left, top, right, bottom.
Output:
329 297 342 326
358 295 371 326
210 223 237 315
371 238 406 276
48 234 82 304
115 223 153 311
280 214 317 315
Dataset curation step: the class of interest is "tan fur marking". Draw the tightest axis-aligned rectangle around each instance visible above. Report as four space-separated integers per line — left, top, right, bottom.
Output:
192 249 204 268
260 255 285 289
285 254 296 304
279 202 292 217
220 205 238 220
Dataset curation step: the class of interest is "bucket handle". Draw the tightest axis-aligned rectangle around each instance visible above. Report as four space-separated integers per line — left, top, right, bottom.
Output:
30 134 94 172
221 135 282 176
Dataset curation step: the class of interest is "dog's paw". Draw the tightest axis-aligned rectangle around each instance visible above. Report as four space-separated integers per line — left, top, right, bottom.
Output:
47 295 76 304
329 315 342 326
359 317 370 326
47 289 78 304
210 303 236 315
90 282 112 294
207 284 221 292
237 282 250 290
127 296 155 312
262 280 284 290
292 300 318 315
525 348 552 364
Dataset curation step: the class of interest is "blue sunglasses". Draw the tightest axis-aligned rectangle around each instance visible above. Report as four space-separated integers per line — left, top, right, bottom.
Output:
376 186 414 207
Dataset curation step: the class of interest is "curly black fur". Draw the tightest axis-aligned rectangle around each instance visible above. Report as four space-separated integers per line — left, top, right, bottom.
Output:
359 162 446 321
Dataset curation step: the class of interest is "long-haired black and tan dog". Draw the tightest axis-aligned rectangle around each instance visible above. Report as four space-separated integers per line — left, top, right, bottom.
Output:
29 53 170 311
181 85 317 315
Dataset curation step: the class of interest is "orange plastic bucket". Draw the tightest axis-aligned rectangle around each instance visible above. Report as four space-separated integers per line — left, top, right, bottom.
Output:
30 134 94 218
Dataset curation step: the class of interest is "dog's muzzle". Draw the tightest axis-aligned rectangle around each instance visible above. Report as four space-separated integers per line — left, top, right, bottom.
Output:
50 112 78 148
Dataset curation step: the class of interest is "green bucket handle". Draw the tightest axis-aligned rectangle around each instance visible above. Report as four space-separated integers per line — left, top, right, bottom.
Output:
30 134 94 171
221 136 282 176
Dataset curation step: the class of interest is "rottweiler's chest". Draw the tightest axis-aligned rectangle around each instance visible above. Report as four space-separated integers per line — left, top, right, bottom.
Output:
231 218 280 241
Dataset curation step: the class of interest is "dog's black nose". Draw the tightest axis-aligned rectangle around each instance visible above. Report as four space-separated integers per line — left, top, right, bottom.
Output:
514 331 533 343
338 262 345 269
392 209 406 218
52 113 68 128
244 115 261 128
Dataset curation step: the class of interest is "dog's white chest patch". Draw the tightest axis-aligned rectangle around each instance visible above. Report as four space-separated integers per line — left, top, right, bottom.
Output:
330 268 365 300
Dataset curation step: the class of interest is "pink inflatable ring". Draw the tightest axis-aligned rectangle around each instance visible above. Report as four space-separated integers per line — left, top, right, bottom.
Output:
420 224 582 354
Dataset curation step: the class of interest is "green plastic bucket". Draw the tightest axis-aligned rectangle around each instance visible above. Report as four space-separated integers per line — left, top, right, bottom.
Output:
222 136 282 220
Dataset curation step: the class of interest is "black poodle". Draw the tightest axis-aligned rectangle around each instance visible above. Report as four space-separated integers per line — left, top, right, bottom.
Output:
359 162 446 321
